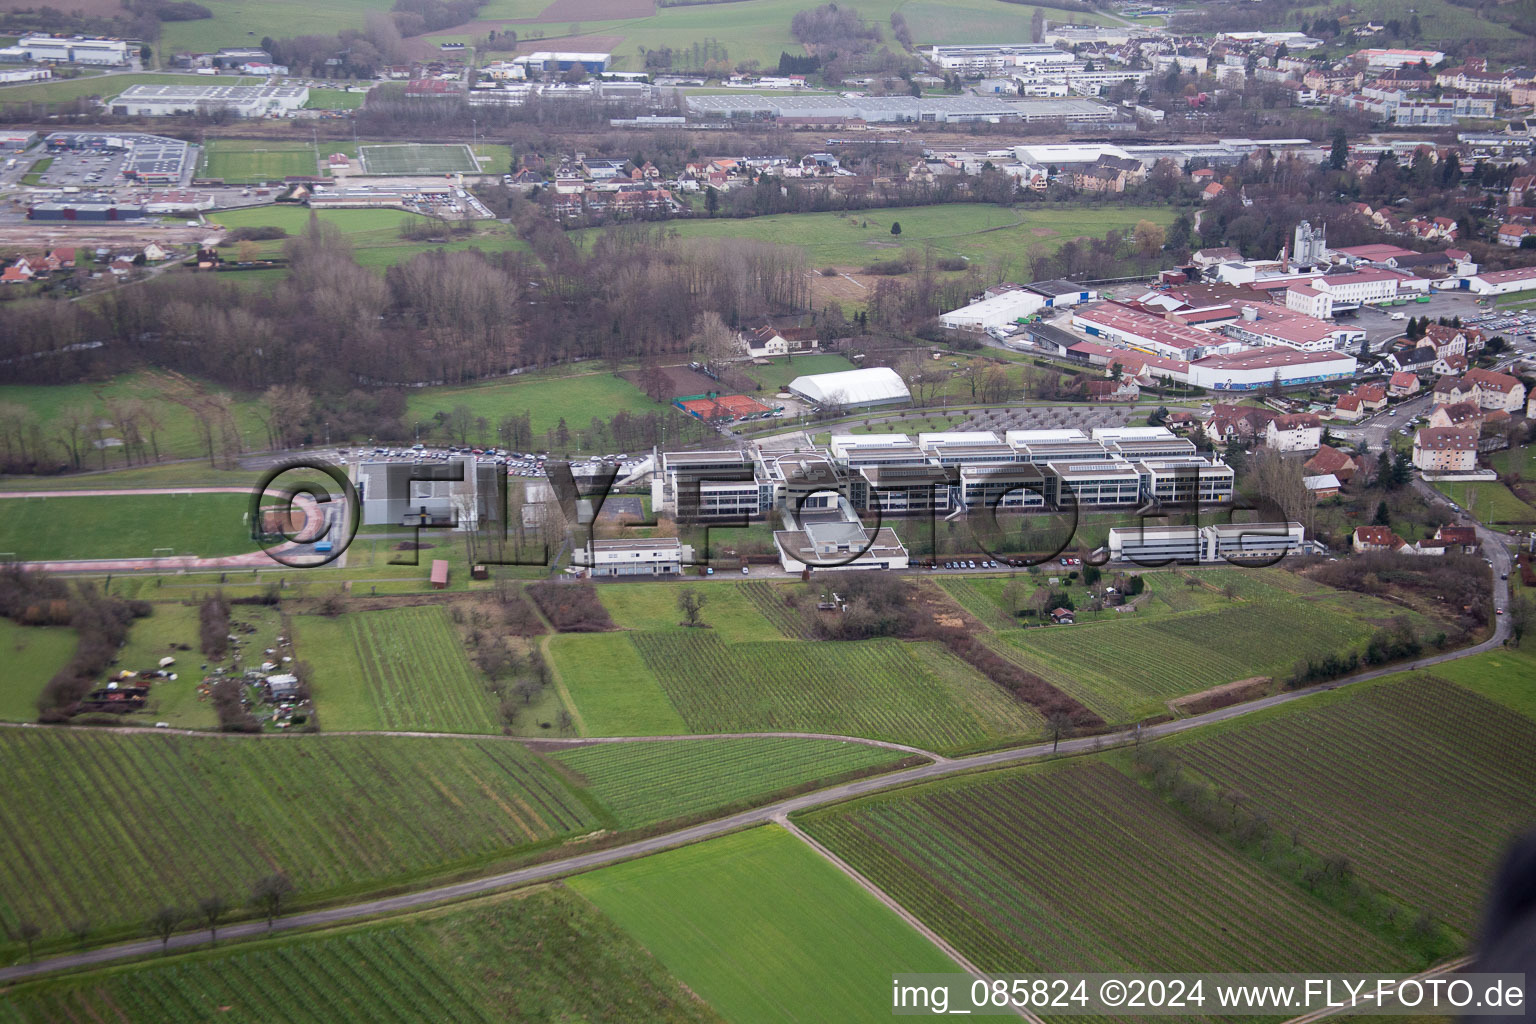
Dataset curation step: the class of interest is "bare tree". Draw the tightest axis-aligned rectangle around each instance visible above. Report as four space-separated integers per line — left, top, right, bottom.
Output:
251 872 295 929
677 587 707 626
54 402 93 470
1047 710 1074 753
199 895 228 945
15 920 41 961
68 918 90 950
148 906 183 954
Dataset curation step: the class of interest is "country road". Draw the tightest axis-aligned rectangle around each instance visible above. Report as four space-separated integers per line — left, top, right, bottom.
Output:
0 527 1512 983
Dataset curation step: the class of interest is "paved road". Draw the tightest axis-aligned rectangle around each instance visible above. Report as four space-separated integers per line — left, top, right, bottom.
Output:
1 550 1512 983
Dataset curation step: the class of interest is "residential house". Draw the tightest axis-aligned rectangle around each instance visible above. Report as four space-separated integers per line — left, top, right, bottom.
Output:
1429 401 1483 430
1265 412 1322 453
1191 247 1243 269
1464 367 1527 412
1352 525 1407 553
1355 383 1387 412
1201 181 1225 202
1431 374 1474 405
1388 370 1420 396
1203 402 1275 445
1435 524 1479 553
1411 426 1479 471
1085 379 1140 401
1498 222 1535 246
1305 444 1361 484
45 246 75 271
1333 393 1364 421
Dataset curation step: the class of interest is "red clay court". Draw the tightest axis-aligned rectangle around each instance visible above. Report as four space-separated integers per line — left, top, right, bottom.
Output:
676 393 777 421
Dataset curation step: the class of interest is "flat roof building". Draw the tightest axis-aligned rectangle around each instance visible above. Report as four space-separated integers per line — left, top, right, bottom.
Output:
112 83 309 117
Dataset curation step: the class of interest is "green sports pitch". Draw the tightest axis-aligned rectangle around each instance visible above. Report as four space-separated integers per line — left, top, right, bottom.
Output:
359 143 479 174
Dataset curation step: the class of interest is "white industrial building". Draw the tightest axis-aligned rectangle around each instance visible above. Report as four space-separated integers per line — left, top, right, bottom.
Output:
1106 522 1305 563
13 34 128 65
926 44 1076 72
112 83 309 117
940 280 1096 331
579 537 687 576
787 366 911 409
1466 266 1536 296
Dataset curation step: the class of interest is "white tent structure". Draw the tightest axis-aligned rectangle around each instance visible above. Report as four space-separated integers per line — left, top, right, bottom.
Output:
787 367 911 409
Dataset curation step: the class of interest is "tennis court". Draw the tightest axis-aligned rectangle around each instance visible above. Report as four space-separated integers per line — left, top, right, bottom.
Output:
358 144 479 174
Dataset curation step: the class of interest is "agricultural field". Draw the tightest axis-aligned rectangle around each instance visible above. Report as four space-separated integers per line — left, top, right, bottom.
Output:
158 0 388 51
297 606 500 733
404 368 667 439
1166 676 1536 934
581 204 1175 279
0 619 75 722
199 139 323 182
596 581 785 640
798 761 1408 974
0 887 721 1024
359 143 479 175
0 729 598 944
1404 647 1536 720
570 826 960 1024
0 493 258 561
990 586 1438 723
627 631 1039 751
0 368 268 465
552 736 911 827
548 631 688 735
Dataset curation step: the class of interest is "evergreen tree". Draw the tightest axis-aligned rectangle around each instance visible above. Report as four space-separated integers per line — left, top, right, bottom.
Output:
1330 128 1348 171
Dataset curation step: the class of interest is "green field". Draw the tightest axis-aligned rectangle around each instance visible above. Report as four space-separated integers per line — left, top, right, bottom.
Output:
0 887 722 1024
580 204 1175 277
360 143 479 175
623 631 1039 751
1434 478 1536 524
0 493 258 561
297 606 500 733
800 761 1409 974
404 368 666 440
0 619 75 722
211 204 531 271
570 826 960 1024
736 353 856 391
159 0 393 51
990 583 1439 722
200 139 322 182
1167 676 1536 934
0 729 598 944
304 87 370 109
596 581 786 640
553 737 910 827
1407 647 1536 720
548 632 688 735
0 369 267 466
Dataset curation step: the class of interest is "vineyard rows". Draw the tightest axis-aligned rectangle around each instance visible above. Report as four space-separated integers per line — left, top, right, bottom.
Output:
0 888 721 1024
1171 677 1536 933
800 763 1404 975
738 581 817 639
628 631 1029 751
992 598 1397 722
0 730 597 939
315 607 499 733
554 737 906 828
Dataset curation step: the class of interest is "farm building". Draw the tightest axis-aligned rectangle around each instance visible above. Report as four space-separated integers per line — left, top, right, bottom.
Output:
787 367 911 409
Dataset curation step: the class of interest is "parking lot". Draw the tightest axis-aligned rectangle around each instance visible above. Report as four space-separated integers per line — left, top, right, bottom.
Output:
38 145 132 187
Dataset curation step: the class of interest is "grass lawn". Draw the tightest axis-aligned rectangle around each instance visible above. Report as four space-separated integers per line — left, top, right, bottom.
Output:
200 139 323 182
405 368 664 440
596 582 785 640
547 632 688 735
304 87 370 109
0 369 267 465
0 462 263 492
580 204 1175 278
554 736 910 827
570 826 960 1024
1296 0 1516 37
1434 479 1536 524
0 493 257 561
0 619 75 722
737 353 856 391
297 606 501 733
211 204 531 271
0 73 245 106
0 886 722 1023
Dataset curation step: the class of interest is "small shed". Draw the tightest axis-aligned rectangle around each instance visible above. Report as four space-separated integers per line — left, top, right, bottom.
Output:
430 559 449 589
1049 607 1076 625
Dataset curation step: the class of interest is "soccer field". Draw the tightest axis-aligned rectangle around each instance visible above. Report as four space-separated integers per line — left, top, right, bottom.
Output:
359 143 479 174
200 140 320 183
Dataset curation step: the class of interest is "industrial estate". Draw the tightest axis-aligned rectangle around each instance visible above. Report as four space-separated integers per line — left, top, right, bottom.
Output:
0 0 1534 1018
